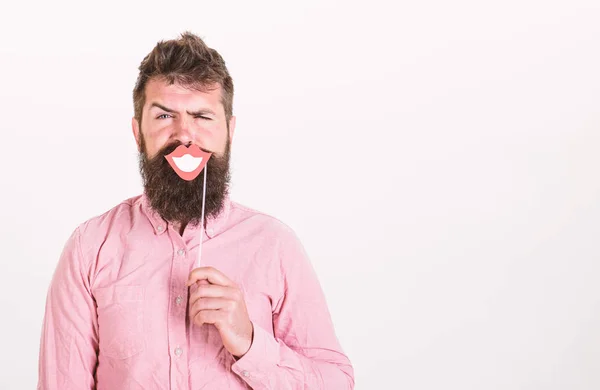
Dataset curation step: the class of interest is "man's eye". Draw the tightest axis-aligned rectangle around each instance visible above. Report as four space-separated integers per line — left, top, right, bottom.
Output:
195 115 211 120
157 114 172 119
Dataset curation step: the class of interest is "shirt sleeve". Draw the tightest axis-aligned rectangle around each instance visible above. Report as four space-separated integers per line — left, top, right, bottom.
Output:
231 225 355 389
37 225 99 389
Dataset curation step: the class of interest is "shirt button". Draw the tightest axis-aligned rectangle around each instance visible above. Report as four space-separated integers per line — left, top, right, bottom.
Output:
242 370 249 377
177 248 185 256
174 347 183 356
157 225 164 232
175 296 183 305
206 228 214 235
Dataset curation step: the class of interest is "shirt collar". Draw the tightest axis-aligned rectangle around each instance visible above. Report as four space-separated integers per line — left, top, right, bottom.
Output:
140 192 232 238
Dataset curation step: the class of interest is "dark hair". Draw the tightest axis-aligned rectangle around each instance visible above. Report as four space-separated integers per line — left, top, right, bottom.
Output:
132 31 234 127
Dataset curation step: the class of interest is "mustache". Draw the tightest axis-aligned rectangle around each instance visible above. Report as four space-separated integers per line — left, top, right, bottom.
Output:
159 141 213 157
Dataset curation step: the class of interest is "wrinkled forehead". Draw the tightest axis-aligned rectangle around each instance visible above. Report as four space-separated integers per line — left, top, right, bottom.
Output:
143 78 224 114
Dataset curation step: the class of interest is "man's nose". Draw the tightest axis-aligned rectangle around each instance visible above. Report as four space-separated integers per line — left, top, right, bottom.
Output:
172 117 195 144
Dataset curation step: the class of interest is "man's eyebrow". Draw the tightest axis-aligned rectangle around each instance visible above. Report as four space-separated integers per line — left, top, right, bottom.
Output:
187 108 217 116
150 102 176 113
150 102 216 116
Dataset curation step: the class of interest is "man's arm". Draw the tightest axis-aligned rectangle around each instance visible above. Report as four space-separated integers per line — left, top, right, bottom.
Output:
231 226 355 389
38 226 99 389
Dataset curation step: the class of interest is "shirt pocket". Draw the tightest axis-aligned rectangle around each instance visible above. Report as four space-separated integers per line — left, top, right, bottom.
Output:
94 285 145 359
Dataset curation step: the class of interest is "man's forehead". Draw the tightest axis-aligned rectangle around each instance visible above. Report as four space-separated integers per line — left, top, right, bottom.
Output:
144 78 223 110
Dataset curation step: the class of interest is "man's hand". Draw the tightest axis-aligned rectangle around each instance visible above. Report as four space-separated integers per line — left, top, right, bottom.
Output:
186 267 254 358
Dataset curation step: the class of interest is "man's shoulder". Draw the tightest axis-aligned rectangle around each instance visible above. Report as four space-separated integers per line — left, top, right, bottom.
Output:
229 201 310 268
228 200 300 242
74 194 144 237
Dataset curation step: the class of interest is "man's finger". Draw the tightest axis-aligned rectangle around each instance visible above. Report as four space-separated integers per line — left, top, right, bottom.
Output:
189 284 237 306
191 297 232 313
186 266 233 287
193 309 222 326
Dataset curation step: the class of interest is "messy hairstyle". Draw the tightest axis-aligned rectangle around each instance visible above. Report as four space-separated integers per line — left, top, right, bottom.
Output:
132 31 234 127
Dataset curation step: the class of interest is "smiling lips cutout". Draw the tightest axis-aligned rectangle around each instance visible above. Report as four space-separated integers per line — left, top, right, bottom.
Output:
164 144 212 181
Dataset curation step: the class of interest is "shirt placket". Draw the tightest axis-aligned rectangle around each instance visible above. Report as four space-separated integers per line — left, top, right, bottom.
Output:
167 229 191 390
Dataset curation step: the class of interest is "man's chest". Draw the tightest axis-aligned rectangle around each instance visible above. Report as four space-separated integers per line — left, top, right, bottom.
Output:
91 229 280 360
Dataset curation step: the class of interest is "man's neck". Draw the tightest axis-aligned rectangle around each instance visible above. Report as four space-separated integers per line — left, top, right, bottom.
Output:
172 221 188 236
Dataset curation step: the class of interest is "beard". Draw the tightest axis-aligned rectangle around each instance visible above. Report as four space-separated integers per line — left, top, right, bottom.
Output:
138 133 231 229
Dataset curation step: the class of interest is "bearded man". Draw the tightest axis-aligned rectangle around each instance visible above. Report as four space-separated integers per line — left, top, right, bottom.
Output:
37 31 354 390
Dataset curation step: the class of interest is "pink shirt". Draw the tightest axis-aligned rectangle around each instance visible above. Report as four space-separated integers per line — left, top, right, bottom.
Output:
37 193 354 389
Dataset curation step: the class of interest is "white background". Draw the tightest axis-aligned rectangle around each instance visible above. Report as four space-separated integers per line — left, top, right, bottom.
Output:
1 0 599 389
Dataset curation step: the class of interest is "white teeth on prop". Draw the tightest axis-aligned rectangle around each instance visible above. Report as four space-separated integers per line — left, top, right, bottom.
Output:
172 155 202 172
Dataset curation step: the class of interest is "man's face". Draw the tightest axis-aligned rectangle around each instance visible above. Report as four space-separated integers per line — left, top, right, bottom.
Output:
133 78 234 159
132 78 236 226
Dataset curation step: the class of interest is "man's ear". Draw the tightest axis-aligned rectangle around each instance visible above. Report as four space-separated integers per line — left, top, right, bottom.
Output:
228 115 236 143
132 117 142 152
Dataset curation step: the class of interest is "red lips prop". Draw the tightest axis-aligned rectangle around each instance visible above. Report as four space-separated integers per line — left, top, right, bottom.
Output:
164 144 212 181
